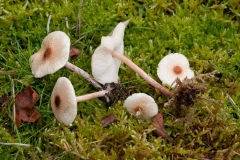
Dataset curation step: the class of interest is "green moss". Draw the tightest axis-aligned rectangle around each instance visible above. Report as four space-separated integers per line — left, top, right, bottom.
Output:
0 0 240 159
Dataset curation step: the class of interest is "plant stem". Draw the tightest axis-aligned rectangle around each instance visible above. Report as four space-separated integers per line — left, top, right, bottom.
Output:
0 142 30 147
65 62 102 90
112 51 172 97
76 90 108 102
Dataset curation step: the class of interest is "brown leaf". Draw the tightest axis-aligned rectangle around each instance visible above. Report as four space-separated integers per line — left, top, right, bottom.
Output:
70 47 80 59
0 94 10 108
101 114 118 127
151 113 173 141
15 86 38 109
15 86 40 127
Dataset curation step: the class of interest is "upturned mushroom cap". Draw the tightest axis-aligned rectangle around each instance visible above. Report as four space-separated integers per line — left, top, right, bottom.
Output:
157 53 194 87
51 77 77 126
91 19 130 84
123 93 158 119
29 31 70 78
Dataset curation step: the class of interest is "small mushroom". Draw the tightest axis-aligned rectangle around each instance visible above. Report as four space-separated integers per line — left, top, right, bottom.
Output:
51 77 109 126
92 20 171 97
91 19 130 84
123 93 158 119
29 31 102 90
157 53 194 87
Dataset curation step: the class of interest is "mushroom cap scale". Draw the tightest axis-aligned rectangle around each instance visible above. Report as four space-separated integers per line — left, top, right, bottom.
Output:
91 20 130 85
29 31 70 78
157 53 194 87
51 77 77 126
123 93 158 119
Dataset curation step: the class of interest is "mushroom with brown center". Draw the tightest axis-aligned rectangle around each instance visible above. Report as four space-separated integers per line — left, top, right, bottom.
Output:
157 53 194 87
123 93 158 119
92 20 171 97
51 77 109 126
29 31 102 90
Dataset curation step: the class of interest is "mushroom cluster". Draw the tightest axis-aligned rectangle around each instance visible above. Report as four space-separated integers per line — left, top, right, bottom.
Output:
30 19 197 138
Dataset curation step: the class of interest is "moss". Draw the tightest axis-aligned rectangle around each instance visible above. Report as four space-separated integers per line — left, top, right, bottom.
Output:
0 0 240 159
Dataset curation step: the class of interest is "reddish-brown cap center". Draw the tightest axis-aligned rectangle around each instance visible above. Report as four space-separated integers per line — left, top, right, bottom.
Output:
43 48 52 60
134 106 143 112
173 66 182 75
55 95 61 108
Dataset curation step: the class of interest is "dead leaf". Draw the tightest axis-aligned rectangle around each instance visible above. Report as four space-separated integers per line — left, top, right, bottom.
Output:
151 113 173 141
0 94 10 108
70 47 80 59
101 114 118 127
15 86 40 127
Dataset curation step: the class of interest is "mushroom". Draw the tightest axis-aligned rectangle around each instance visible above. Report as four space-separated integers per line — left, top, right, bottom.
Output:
51 77 109 126
123 93 158 119
29 31 102 90
91 19 130 84
91 20 171 97
157 53 194 87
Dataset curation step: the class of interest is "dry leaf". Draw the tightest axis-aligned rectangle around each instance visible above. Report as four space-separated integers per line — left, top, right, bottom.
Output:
151 113 173 141
70 47 80 59
0 94 10 108
15 86 40 127
101 114 118 127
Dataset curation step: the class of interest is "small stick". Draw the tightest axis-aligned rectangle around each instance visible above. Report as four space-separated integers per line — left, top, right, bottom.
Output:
11 79 16 131
0 70 18 75
65 17 69 29
47 13 52 33
226 93 238 107
77 0 83 38
65 17 70 35
71 35 86 46
0 142 30 147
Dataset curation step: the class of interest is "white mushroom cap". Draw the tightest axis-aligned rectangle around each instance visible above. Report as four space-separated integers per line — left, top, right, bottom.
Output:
51 77 77 126
91 19 130 84
157 53 194 87
29 31 70 78
123 93 158 119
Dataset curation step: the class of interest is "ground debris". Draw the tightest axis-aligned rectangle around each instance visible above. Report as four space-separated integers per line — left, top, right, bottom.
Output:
101 114 118 127
172 77 207 107
101 82 128 107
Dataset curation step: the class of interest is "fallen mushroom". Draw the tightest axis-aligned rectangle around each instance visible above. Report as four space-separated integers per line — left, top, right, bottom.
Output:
123 93 158 119
29 31 102 90
92 19 130 84
92 20 171 97
157 53 194 87
51 77 110 126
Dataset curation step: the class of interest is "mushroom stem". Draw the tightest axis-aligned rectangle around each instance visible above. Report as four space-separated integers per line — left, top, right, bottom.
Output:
65 62 102 90
112 51 172 97
76 90 108 102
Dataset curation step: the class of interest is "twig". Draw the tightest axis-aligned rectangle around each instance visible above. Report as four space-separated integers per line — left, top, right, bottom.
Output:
226 93 238 107
197 70 219 77
71 35 86 46
65 17 70 35
47 13 52 33
0 70 18 75
77 0 83 38
11 78 16 131
65 17 69 29
0 142 30 147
